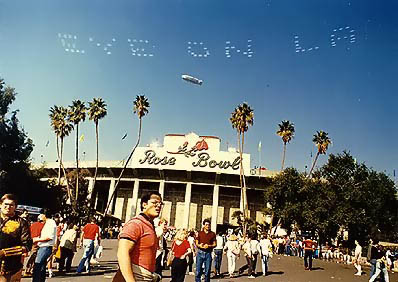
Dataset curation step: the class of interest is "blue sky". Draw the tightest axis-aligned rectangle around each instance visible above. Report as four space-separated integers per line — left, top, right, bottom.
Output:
0 0 397 175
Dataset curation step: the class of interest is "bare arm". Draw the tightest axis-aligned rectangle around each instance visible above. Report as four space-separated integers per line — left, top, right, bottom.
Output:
117 239 136 282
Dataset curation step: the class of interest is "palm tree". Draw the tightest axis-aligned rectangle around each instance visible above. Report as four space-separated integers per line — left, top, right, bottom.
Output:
230 102 254 233
68 100 87 202
88 98 107 195
105 95 149 215
49 105 63 184
277 120 295 170
309 130 332 176
49 105 74 201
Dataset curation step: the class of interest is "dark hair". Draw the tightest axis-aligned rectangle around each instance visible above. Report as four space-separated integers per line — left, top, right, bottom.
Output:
203 218 211 225
89 217 96 223
67 223 74 230
41 208 54 218
140 192 162 210
0 194 18 206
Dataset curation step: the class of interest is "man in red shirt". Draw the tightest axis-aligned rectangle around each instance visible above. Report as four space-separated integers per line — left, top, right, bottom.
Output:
303 236 317 270
76 217 100 274
115 192 162 282
24 214 45 275
195 219 216 282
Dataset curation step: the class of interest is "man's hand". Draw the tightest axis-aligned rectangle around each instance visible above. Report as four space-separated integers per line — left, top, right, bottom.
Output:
0 250 5 258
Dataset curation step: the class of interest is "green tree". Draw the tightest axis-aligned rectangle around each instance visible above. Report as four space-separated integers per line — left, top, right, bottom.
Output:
49 105 73 202
105 95 149 215
320 151 398 244
309 130 331 176
276 120 295 170
0 78 33 195
88 98 107 197
264 168 304 233
230 102 254 235
68 100 87 202
0 78 57 208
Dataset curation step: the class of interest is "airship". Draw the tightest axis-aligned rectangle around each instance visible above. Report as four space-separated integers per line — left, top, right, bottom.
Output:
181 74 203 85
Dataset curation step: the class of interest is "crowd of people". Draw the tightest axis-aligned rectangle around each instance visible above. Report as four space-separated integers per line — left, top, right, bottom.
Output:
0 191 395 282
0 193 104 282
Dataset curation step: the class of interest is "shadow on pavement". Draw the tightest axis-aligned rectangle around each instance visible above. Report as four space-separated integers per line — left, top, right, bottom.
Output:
266 271 284 276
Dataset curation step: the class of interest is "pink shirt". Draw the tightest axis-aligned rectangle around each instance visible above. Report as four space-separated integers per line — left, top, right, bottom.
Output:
119 214 158 272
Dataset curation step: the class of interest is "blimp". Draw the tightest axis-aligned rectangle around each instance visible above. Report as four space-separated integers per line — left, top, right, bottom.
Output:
181 74 203 85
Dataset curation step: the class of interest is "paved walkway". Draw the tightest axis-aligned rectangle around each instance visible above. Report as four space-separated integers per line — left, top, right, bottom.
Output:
22 239 397 281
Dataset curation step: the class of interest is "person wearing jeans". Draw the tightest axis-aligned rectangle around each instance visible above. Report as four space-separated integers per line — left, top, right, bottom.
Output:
76 217 100 274
32 212 58 282
195 219 216 282
32 246 52 282
76 240 94 273
213 232 224 277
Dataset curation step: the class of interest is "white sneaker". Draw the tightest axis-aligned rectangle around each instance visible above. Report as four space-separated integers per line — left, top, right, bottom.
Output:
189 272 195 275
248 275 255 279
354 272 361 276
48 270 54 278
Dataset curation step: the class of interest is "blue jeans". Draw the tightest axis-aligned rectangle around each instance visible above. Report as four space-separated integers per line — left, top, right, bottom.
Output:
76 240 94 273
370 259 377 278
195 249 212 282
285 245 291 256
32 246 53 282
213 249 223 275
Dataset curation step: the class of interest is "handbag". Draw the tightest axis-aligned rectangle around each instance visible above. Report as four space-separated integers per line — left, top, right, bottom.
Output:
54 246 62 259
167 242 175 266
112 269 126 282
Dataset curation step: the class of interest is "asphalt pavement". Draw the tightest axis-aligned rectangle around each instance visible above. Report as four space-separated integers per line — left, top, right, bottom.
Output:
22 239 398 282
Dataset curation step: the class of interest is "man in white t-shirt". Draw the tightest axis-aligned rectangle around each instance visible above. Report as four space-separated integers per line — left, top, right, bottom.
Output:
258 233 273 276
32 212 58 282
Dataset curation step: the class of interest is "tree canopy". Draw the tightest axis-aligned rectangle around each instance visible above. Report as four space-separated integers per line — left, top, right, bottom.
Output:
264 151 398 245
0 78 58 209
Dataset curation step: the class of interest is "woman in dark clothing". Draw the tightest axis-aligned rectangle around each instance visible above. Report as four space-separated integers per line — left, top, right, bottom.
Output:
171 229 192 282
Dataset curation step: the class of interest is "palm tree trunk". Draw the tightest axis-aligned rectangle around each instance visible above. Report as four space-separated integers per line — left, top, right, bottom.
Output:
92 121 99 206
56 136 61 185
241 132 248 237
309 152 320 177
281 142 286 171
105 118 143 215
60 137 71 204
75 123 79 202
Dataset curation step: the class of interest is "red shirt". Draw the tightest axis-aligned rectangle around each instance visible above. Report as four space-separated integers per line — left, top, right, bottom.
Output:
119 214 158 272
196 230 216 252
172 240 190 258
30 221 45 238
83 223 100 240
303 239 316 250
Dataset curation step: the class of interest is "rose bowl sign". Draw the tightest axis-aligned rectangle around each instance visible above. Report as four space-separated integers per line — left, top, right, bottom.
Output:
130 137 250 175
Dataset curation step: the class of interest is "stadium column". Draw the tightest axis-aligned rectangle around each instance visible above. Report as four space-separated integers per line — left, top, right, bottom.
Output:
159 180 165 199
183 182 192 229
211 184 219 232
130 179 140 218
107 179 116 214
